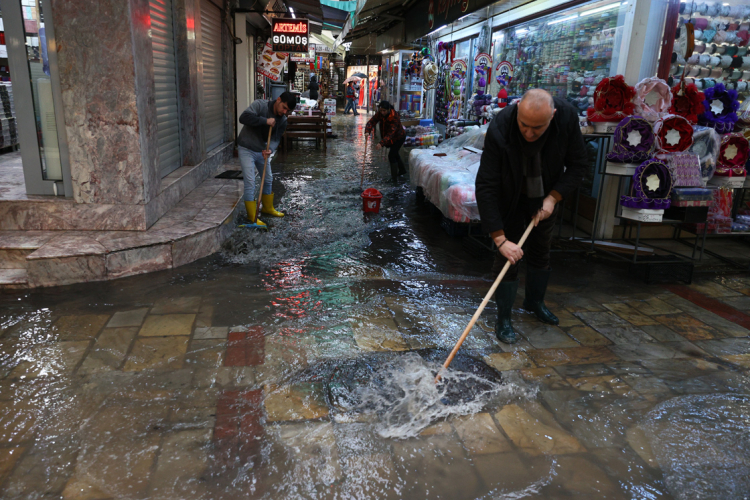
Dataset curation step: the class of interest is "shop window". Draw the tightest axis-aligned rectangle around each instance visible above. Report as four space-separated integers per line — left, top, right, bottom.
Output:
491 0 629 111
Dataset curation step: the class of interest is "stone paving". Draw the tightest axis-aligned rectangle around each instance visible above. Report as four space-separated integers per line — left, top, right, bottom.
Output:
0 115 749 498
0 273 747 498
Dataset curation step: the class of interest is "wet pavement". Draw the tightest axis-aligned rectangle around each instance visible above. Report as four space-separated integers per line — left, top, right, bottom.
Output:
1 113 750 499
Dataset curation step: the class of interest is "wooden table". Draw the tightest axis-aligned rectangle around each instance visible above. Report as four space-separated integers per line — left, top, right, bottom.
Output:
283 115 327 151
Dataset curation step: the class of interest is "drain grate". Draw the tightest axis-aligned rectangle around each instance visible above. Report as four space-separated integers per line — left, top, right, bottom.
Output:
215 170 243 179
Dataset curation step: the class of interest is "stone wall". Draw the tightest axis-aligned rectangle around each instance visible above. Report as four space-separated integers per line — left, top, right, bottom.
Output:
50 0 149 206
44 0 235 230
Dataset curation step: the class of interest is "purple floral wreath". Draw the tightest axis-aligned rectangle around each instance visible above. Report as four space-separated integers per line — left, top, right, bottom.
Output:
606 116 655 163
698 83 740 135
620 158 674 209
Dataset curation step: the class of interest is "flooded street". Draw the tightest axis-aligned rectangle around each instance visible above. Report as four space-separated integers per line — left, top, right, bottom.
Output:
1 114 750 499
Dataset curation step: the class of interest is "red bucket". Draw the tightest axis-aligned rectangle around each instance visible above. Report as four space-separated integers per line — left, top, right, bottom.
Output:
361 188 383 213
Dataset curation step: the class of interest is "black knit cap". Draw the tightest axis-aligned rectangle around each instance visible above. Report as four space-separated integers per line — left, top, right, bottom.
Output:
379 100 392 110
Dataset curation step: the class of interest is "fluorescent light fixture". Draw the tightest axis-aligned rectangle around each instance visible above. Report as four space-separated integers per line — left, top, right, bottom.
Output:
289 7 295 18
548 14 579 25
515 28 529 35
580 2 621 16
723 2 729 4
427 25 448 36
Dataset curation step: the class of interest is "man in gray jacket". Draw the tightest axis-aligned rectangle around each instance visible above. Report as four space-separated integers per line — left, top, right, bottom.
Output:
236 92 297 227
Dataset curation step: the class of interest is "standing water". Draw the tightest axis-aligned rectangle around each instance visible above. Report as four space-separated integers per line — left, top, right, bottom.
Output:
0 114 749 499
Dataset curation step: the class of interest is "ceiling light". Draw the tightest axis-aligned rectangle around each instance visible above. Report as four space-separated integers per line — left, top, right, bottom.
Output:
580 2 621 16
515 28 528 35
548 14 579 25
289 6 295 18
427 25 448 36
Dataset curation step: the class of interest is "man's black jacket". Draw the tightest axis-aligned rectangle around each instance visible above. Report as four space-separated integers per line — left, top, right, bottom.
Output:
475 97 588 234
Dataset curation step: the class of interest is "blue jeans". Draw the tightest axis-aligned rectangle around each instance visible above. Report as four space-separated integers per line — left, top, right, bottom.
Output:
344 98 357 114
238 146 273 201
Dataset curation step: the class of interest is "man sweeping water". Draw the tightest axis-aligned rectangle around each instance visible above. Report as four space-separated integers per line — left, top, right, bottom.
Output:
236 92 297 228
475 89 588 344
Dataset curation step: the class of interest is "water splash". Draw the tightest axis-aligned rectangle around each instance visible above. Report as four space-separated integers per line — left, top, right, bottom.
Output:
358 352 535 439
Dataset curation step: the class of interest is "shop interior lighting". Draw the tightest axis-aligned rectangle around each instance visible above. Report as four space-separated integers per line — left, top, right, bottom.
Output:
548 14 579 25
515 28 529 35
289 6 295 18
579 2 622 17
427 25 448 36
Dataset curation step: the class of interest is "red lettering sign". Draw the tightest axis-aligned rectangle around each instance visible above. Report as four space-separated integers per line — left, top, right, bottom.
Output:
273 21 308 34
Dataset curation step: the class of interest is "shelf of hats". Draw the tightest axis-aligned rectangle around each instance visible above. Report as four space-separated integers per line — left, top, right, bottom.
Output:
593 68 750 233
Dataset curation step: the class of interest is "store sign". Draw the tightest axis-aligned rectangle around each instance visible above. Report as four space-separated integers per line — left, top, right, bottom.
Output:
428 0 470 30
290 45 315 63
450 58 467 75
271 18 309 53
335 61 346 68
257 40 289 82
495 61 514 85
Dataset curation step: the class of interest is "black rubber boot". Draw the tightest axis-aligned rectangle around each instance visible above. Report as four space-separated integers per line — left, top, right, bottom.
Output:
523 266 559 325
397 157 406 175
495 279 519 344
390 163 399 183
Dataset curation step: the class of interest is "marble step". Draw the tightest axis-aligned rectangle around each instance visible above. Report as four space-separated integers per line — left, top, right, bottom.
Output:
0 268 28 288
0 174 244 289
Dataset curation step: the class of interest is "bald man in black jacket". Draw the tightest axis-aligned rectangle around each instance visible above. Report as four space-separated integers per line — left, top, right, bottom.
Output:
475 89 588 344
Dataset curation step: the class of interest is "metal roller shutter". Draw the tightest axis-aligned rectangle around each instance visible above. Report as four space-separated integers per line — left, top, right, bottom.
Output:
149 0 182 177
200 0 224 152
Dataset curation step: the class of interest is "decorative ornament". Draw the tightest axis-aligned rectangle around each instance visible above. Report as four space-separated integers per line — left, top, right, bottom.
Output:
606 116 655 164
654 114 694 153
669 83 705 124
626 130 642 147
586 75 636 123
633 77 673 122
714 133 749 177
620 159 674 209
698 83 740 134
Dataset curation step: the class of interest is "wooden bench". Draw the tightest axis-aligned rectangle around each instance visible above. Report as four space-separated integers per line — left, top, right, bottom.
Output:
283 115 327 151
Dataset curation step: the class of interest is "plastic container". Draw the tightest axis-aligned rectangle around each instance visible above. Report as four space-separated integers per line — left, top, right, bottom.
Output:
420 119 434 127
361 188 383 213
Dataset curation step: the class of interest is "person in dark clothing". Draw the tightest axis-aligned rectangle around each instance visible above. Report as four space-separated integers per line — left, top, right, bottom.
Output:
309 73 319 100
365 100 406 183
475 89 587 344
344 82 358 115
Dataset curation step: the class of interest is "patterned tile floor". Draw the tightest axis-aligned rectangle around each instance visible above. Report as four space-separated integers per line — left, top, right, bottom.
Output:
0 115 749 499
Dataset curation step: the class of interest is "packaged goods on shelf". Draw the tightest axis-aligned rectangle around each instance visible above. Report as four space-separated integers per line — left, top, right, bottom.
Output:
409 125 489 222
404 125 442 147
323 98 336 115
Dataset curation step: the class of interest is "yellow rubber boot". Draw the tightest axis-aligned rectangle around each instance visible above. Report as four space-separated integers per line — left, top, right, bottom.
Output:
260 193 285 217
243 201 266 227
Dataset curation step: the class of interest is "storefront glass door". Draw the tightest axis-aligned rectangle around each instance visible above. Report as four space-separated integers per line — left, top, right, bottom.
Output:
1 0 70 197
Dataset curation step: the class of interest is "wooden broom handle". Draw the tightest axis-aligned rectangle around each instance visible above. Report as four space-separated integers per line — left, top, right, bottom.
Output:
435 220 536 383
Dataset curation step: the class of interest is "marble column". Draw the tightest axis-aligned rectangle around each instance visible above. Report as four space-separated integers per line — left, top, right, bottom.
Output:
48 0 158 206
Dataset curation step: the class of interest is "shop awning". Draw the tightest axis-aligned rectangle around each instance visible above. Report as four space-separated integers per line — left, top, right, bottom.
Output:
339 0 418 42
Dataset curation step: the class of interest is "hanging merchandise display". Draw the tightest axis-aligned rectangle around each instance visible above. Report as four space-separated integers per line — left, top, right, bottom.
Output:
448 59 467 122
698 83 740 133
633 77 673 122
605 116 656 164
653 114 694 154
669 83 705 124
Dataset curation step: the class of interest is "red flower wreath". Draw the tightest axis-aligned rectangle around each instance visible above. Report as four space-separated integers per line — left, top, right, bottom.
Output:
654 115 694 153
587 75 636 122
718 133 749 169
669 83 705 125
